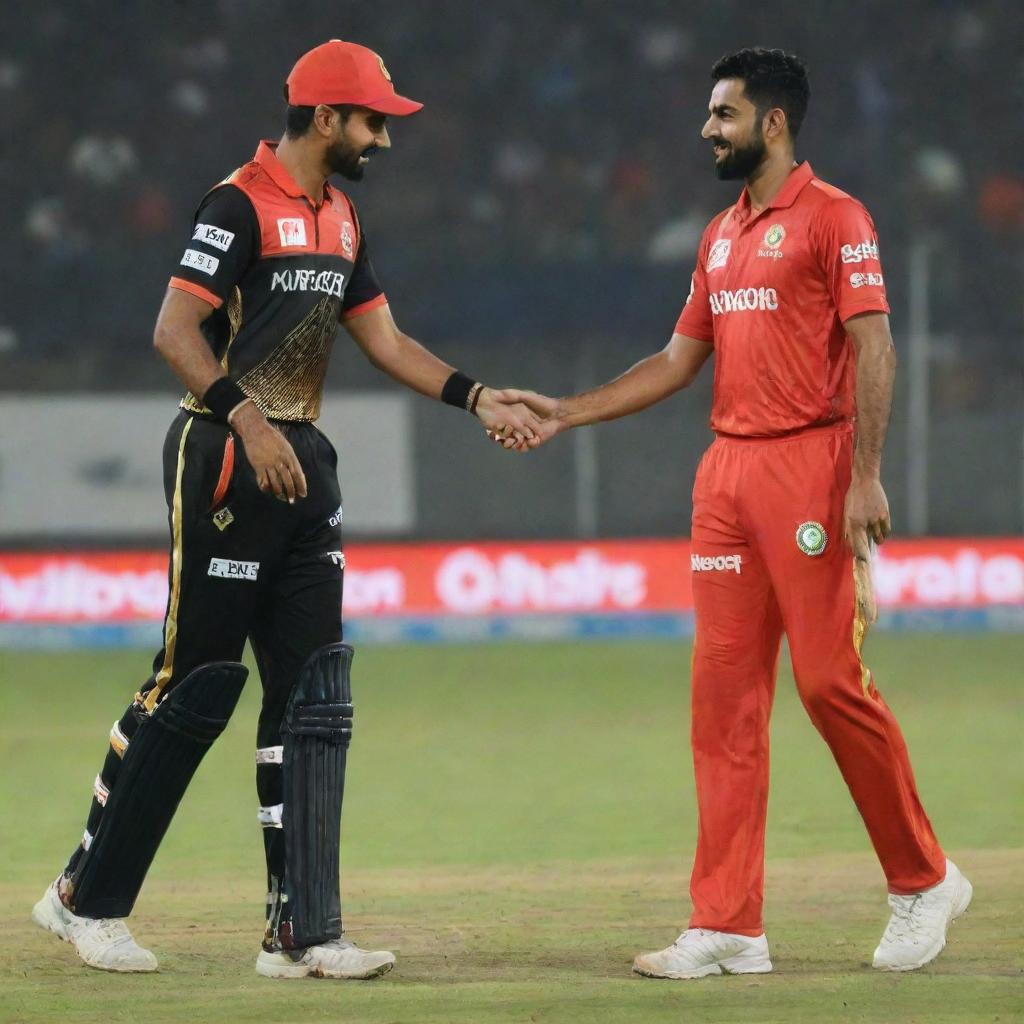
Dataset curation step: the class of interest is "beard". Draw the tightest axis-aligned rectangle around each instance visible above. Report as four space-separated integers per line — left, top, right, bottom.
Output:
712 129 767 181
326 138 376 181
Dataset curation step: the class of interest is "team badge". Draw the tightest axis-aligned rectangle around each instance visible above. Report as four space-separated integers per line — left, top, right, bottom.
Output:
376 54 392 82
340 221 354 259
213 507 234 532
763 223 786 248
706 238 731 272
795 521 828 557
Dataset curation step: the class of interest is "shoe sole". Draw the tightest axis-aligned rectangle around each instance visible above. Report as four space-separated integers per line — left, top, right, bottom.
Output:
873 871 973 972
633 957 773 980
256 953 395 981
79 955 158 973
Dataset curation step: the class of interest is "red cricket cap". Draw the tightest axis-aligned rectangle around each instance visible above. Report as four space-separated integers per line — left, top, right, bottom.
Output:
286 40 423 116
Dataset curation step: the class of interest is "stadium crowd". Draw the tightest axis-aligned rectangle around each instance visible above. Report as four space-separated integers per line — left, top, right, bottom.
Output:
2 0 1021 389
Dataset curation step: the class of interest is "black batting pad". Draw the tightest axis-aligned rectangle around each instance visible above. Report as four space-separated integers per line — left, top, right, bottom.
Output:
282 643 354 947
70 661 248 918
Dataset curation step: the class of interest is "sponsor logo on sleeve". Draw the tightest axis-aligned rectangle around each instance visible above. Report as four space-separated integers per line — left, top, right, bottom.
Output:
849 272 884 289
840 239 880 263
180 248 220 275
340 221 354 259
795 522 828 556
706 238 731 272
277 217 308 247
271 269 346 298
192 223 235 252
757 222 786 258
709 286 779 315
324 551 346 569
328 505 344 527
208 557 259 580
690 553 743 574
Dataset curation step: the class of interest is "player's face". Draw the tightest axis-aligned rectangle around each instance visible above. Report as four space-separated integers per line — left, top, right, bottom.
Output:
327 108 391 181
701 79 766 181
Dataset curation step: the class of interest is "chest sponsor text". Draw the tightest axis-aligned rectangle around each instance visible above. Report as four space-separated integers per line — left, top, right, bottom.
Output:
709 286 779 315
271 269 347 298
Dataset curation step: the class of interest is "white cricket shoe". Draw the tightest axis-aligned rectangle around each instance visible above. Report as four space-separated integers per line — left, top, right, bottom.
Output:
633 929 772 979
32 878 157 973
873 858 972 971
256 937 396 980
31 878 76 941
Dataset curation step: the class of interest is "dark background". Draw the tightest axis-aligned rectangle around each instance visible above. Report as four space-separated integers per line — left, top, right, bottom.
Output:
2 0 1021 537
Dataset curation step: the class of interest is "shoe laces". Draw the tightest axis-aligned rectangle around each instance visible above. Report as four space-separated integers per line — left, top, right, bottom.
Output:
672 928 721 958
884 890 946 943
318 937 356 952
88 918 133 945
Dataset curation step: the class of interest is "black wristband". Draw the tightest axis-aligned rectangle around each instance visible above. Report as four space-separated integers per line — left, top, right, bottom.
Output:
441 370 477 411
202 377 248 423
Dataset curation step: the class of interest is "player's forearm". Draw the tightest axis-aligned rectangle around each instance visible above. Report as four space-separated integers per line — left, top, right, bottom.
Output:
558 339 706 427
364 329 455 400
850 326 896 478
153 319 231 403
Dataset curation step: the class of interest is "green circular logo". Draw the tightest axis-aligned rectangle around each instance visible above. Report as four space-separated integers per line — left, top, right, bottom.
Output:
764 224 786 248
796 521 827 556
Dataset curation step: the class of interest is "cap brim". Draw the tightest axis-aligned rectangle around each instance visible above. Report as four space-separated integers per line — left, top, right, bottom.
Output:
362 93 423 116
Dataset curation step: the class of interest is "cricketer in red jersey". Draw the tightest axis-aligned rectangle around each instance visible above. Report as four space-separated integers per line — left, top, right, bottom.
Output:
505 48 971 978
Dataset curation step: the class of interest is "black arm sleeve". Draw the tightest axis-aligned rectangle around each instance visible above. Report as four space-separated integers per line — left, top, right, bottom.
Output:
170 184 260 306
340 230 386 316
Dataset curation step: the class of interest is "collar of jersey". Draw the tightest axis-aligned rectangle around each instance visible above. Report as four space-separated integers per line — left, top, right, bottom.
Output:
254 140 333 206
734 160 814 223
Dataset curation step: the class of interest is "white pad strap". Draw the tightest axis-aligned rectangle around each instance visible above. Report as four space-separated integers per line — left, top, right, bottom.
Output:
257 804 284 828
81 829 94 851
93 774 110 807
256 746 284 764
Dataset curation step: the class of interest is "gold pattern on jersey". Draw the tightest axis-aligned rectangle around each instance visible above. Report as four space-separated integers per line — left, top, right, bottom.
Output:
235 297 337 422
223 287 243 369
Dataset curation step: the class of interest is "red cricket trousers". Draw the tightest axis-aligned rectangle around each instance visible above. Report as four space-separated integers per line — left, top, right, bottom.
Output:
688 422 945 936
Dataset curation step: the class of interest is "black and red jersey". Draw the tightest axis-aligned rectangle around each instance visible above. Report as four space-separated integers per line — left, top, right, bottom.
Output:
169 140 386 422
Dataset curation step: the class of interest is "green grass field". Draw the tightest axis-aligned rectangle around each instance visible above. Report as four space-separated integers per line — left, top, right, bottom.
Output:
1 635 1022 1023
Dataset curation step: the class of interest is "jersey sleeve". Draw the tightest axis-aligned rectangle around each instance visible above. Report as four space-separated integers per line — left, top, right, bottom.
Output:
340 230 387 321
813 197 890 323
673 229 716 343
168 185 259 309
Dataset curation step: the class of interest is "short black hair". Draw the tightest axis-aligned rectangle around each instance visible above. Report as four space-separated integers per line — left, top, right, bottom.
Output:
711 48 810 139
282 90 355 139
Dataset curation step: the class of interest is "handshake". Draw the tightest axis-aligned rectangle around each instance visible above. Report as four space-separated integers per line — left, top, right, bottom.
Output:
474 387 567 452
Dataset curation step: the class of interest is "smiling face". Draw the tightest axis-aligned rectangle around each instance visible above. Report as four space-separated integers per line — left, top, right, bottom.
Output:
701 78 768 181
325 107 391 181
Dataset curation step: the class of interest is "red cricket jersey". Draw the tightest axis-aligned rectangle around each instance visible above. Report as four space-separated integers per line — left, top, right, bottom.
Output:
675 162 889 437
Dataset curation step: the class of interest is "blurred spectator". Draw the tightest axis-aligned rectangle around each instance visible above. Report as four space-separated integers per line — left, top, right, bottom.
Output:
1 0 1020 382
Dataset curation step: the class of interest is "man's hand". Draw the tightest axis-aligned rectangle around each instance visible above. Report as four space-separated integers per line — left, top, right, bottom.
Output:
845 473 889 629
230 402 307 503
484 390 565 451
474 388 547 451
844 471 891 560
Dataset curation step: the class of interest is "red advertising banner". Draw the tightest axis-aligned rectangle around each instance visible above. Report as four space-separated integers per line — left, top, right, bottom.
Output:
0 539 1021 624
